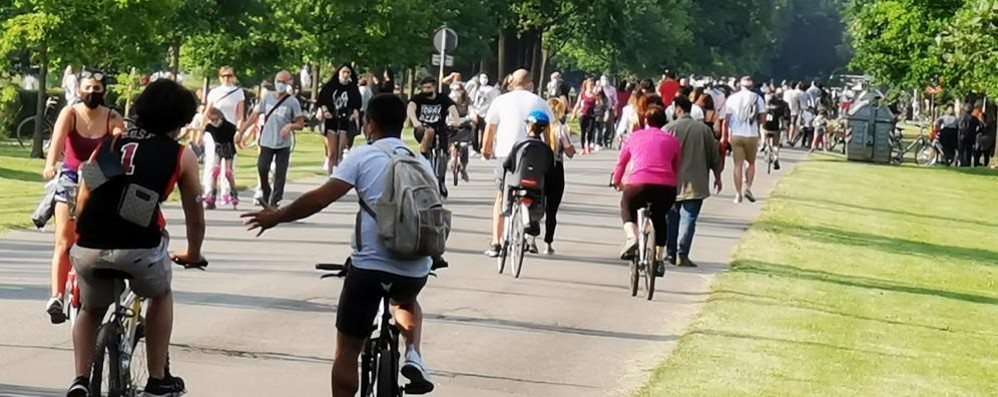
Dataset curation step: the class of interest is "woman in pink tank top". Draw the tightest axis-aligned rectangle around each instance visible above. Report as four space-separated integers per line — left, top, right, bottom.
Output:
612 97 682 276
42 69 126 323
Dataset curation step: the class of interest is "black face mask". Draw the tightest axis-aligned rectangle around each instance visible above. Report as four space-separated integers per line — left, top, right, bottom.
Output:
81 92 105 109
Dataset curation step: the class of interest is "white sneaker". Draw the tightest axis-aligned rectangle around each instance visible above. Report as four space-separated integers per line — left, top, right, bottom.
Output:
401 350 434 393
733 195 744 204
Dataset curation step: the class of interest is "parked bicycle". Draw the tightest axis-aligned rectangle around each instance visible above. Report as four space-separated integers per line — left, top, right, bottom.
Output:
89 258 206 397
316 259 436 396
622 202 657 301
16 96 59 154
889 126 940 166
496 178 541 279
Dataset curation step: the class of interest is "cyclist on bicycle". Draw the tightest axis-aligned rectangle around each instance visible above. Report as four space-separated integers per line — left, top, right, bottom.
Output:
612 98 681 275
44 69 127 324
243 94 437 396
67 80 205 397
448 82 475 184
407 76 460 197
501 111 556 252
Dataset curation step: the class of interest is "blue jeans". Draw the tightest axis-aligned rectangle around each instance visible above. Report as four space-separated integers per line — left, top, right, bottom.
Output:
667 199 704 258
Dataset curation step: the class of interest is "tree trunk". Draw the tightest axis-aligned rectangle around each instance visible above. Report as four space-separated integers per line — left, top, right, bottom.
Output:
539 39 550 97
30 44 48 159
201 76 209 106
170 39 181 81
124 68 138 117
310 64 320 103
497 31 507 83
530 31 543 92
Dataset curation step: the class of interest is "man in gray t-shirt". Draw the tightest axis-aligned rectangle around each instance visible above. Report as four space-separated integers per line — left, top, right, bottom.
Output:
238 70 304 207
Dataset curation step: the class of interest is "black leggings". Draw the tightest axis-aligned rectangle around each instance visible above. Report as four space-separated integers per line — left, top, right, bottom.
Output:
580 115 596 148
939 129 958 165
620 184 677 247
544 162 566 244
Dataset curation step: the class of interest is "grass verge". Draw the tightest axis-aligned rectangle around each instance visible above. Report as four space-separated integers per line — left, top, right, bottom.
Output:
637 155 998 396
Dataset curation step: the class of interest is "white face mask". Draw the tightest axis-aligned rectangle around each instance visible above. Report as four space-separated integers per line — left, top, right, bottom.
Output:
479 76 488 85
600 77 609 86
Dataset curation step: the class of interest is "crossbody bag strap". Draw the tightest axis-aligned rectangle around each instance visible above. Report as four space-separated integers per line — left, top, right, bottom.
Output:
264 95 291 125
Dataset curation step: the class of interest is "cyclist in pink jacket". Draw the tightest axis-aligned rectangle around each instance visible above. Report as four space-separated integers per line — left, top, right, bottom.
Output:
612 97 682 274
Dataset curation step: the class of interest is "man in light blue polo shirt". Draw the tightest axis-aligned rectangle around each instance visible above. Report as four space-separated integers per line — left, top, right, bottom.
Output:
242 94 435 396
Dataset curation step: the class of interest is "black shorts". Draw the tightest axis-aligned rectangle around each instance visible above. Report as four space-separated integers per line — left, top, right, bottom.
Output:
214 142 237 160
324 118 354 136
414 126 449 151
336 267 428 339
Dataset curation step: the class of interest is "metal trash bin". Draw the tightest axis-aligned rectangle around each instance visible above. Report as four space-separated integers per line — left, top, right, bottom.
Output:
846 104 896 164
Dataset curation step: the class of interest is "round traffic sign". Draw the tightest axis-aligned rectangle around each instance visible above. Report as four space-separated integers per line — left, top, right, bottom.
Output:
433 27 458 53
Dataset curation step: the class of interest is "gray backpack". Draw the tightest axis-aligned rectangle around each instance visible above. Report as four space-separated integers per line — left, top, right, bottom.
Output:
357 140 451 260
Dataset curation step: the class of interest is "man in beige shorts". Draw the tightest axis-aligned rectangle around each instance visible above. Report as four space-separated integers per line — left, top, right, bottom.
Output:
723 76 767 203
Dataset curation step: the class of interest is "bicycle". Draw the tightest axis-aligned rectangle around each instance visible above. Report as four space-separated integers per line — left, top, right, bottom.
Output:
889 126 940 166
16 96 59 154
622 203 657 301
449 121 474 187
316 259 436 396
496 179 540 279
762 133 779 175
89 258 207 397
825 119 849 155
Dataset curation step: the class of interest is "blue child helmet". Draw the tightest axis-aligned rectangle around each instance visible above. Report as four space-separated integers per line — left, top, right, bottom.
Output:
525 110 550 126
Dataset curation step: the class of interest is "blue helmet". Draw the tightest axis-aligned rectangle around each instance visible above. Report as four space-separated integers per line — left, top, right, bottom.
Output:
525 110 550 126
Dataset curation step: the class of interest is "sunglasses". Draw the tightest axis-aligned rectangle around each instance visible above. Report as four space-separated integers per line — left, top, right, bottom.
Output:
80 70 105 81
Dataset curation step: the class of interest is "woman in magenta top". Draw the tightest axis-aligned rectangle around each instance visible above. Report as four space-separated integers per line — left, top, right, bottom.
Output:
42 69 126 323
572 78 598 153
612 98 681 272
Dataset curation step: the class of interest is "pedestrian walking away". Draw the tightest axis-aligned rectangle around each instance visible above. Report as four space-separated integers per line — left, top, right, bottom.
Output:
723 76 767 204
238 70 305 208
42 69 127 324
539 97 576 255
663 96 723 268
482 69 555 257
613 100 682 276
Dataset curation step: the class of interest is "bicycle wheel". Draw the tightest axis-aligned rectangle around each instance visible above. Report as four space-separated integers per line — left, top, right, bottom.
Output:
511 205 526 279
629 260 639 297
497 216 510 274
915 142 937 167
644 225 656 301
15 116 37 148
375 346 398 397
130 324 148 394
90 323 125 397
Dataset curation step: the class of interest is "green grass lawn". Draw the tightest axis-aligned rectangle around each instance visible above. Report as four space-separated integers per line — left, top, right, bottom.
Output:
0 128 430 232
637 156 998 396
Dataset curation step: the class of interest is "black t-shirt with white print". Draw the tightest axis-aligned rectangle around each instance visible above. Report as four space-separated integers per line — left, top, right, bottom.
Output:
411 93 453 131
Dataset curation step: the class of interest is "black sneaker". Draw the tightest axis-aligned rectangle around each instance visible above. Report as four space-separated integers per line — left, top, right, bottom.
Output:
774 159 782 171
66 376 88 397
654 261 666 277
526 239 539 254
47 297 66 325
665 255 677 266
677 256 699 268
484 244 502 258
142 375 186 397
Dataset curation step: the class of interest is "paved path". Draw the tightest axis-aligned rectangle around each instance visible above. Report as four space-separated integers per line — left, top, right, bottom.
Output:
0 148 803 396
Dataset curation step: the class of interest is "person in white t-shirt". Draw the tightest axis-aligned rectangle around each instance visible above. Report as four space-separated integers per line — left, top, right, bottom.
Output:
723 76 767 204
481 69 554 257
62 66 79 104
203 66 246 203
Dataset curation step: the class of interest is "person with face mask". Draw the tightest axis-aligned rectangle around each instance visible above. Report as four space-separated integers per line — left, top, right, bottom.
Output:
237 70 305 208
407 76 461 197
471 74 499 156
448 83 474 184
66 79 206 397
42 68 127 324
317 64 362 175
201 66 246 206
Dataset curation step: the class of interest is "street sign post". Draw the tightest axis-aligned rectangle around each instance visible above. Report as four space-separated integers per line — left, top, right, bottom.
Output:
433 27 458 91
